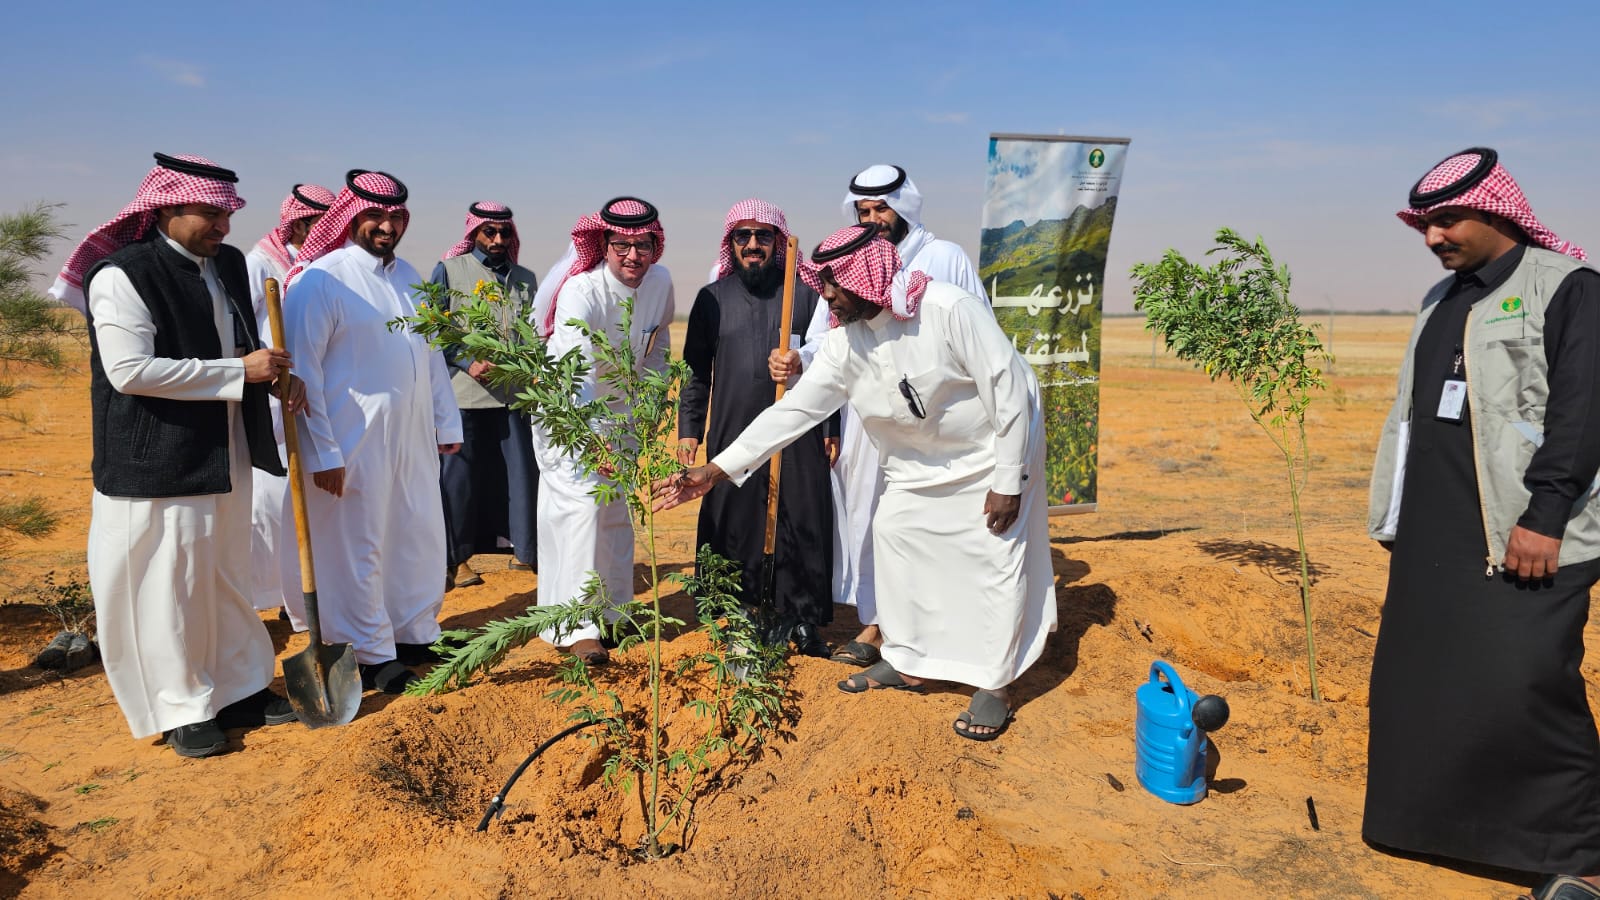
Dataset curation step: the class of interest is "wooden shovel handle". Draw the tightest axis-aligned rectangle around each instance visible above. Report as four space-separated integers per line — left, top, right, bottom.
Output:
264 279 322 644
763 236 800 556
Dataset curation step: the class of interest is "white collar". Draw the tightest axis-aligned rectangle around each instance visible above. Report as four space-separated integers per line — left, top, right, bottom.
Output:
342 238 396 274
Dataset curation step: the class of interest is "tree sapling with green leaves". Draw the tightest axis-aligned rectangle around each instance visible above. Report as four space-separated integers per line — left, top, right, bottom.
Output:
1130 228 1330 701
401 279 785 858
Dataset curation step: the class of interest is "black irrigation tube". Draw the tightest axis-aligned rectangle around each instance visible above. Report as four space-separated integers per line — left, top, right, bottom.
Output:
476 720 601 832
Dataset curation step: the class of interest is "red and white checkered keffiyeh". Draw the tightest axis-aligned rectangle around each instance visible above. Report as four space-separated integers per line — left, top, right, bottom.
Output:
532 197 664 338
50 153 246 313
1398 148 1587 261
442 201 520 265
285 170 410 287
716 198 791 280
800 225 931 325
254 183 335 274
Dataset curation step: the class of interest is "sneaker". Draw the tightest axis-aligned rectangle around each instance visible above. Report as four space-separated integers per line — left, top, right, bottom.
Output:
165 720 228 758
395 642 442 666
217 688 298 729
507 558 534 572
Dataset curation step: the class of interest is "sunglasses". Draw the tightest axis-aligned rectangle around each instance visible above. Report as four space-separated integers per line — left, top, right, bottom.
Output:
731 228 776 247
898 375 926 419
478 226 513 238
608 240 657 257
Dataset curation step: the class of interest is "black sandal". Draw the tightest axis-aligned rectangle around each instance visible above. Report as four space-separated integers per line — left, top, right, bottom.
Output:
953 690 1013 742
837 660 924 694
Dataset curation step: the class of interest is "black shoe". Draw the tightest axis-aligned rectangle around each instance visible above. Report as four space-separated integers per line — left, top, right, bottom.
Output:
33 631 75 670
791 623 832 658
164 720 228 758
360 660 419 694
396 642 442 666
218 688 298 729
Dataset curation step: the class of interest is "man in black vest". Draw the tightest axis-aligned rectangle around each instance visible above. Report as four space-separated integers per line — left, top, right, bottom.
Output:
429 202 541 590
71 153 306 758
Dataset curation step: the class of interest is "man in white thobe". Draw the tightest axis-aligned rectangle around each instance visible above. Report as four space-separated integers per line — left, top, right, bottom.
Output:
67 153 304 757
659 225 1054 741
282 170 463 694
244 183 334 614
528 197 674 665
787 164 989 667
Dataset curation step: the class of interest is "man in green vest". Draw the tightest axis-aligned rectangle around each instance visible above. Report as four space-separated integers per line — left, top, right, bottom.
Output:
429 202 541 591
1364 147 1600 899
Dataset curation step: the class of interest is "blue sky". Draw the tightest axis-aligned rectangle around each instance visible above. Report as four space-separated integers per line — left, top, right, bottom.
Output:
4 1 1596 311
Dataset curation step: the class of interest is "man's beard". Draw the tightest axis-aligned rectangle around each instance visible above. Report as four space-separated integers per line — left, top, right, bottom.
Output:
882 216 910 245
735 253 783 295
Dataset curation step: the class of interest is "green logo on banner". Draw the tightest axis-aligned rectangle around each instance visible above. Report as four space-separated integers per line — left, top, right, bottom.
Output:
1088 148 1105 168
1501 296 1522 313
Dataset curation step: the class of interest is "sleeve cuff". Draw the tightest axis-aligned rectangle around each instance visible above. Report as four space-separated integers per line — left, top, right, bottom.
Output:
992 464 1025 496
1518 490 1576 539
217 359 247 401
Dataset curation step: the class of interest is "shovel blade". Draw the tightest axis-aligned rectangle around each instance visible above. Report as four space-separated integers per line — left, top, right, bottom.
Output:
283 640 362 729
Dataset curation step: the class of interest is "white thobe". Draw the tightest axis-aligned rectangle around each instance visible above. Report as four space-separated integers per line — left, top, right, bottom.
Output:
799 235 989 622
722 283 1055 689
244 245 293 612
87 236 277 739
282 242 463 664
533 264 674 645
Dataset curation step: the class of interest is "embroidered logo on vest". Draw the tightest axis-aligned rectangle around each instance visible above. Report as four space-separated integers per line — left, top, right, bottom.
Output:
1501 296 1523 313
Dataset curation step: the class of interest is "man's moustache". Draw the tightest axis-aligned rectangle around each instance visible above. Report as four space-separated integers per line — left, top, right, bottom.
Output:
1433 243 1461 256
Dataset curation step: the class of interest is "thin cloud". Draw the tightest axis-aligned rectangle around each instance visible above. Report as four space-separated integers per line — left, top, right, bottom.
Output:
139 56 206 88
923 112 969 125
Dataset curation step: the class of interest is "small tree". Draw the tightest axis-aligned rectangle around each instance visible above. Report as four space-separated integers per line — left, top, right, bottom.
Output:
0 204 73 571
1130 229 1329 701
400 281 784 857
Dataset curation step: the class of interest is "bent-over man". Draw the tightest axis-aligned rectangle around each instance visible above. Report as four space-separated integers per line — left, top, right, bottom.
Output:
659 225 1055 741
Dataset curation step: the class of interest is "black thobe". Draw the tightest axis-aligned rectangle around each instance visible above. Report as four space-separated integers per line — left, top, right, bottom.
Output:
679 275 835 624
1365 244 1600 874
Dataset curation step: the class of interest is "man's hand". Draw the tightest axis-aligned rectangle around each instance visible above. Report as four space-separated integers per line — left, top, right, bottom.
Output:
983 491 1021 535
439 443 461 456
243 347 292 384
676 438 700 467
276 374 308 415
768 348 802 384
313 466 345 497
824 436 840 467
1503 525 1561 581
652 464 726 511
466 360 493 383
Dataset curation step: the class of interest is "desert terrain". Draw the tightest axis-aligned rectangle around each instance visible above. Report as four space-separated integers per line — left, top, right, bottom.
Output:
0 314 1577 898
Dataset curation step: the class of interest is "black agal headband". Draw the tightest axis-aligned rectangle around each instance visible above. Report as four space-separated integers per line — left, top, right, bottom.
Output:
811 224 879 263
849 165 907 196
345 169 408 205
1408 147 1498 209
470 202 514 220
153 152 238 183
599 197 658 228
291 183 332 211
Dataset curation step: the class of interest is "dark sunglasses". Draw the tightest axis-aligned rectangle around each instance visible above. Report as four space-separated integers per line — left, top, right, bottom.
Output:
898 375 925 419
478 226 513 238
731 228 776 246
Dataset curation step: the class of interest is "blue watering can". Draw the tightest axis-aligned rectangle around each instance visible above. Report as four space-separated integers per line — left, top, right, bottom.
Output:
1135 660 1229 805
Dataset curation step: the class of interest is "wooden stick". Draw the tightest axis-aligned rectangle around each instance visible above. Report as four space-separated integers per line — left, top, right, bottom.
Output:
264 279 322 646
762 236 800 557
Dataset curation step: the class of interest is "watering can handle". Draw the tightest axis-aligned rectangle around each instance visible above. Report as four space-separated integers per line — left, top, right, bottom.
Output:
1149 660 1194 738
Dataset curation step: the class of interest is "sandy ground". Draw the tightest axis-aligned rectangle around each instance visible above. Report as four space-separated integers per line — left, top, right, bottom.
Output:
1 315 1587 898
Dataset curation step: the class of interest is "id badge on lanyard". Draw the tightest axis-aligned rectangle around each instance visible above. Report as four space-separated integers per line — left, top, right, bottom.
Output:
1437 345 1467 423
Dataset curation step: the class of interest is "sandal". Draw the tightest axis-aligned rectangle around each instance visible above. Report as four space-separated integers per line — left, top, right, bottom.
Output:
953 690 1013 742
837 660 924 694
568 639 610 666
830 639 881 667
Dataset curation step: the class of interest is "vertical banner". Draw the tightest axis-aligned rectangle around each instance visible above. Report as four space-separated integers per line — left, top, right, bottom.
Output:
979 134 1129 514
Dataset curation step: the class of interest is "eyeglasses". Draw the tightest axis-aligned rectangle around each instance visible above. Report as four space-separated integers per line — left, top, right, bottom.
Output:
478 226 512 238
898 375 925 419
730 228 776 247
608 239 656 257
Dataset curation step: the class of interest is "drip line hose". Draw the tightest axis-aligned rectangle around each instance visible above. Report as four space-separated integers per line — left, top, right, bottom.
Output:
476 720 600 832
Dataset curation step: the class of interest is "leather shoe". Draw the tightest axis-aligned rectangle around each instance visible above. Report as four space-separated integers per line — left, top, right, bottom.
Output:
360 660 419 694
791 623 832 658
396 642 442 666
507 558 534 572
165 720 228 758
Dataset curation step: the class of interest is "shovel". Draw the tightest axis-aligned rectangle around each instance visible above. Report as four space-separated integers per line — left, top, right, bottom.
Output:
264 278 362 728
755 236 801 647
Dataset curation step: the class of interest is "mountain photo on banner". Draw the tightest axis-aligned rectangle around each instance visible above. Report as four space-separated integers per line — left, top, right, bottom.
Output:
979 136 1128 509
